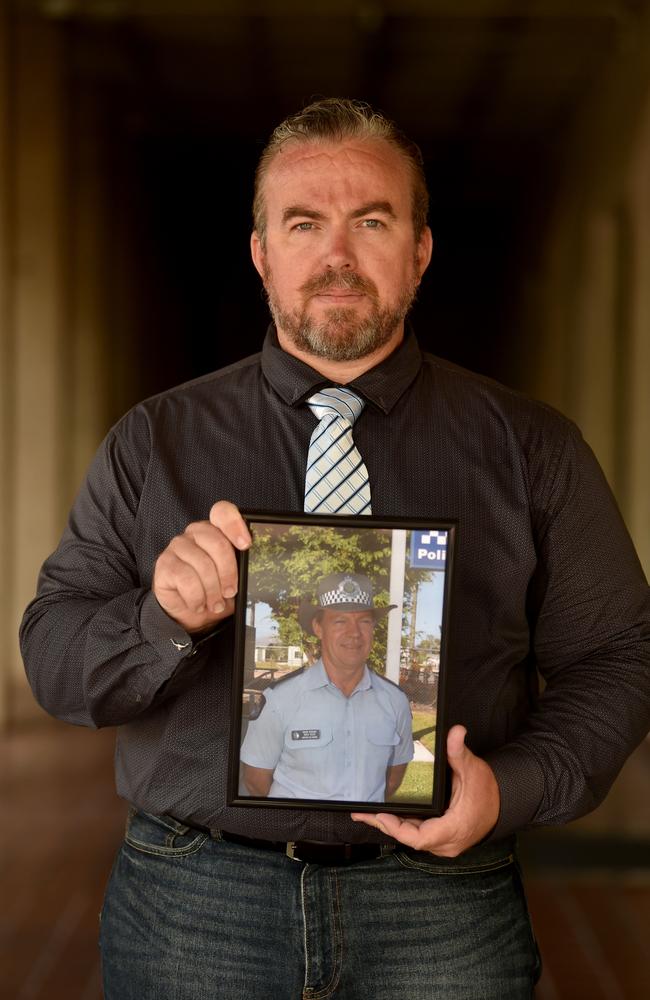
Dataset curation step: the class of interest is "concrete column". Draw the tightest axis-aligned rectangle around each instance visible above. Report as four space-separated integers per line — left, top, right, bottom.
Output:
385 529 406 683
567 212 619 489
67 83 111 488
0 13 129 728
8 16 69 721
0 5 12 729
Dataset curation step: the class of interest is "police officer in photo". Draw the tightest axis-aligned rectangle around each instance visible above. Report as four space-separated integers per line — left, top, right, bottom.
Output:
240 573 414 801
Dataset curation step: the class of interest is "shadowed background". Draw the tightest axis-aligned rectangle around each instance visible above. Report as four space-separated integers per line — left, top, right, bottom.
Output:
1 1 649 997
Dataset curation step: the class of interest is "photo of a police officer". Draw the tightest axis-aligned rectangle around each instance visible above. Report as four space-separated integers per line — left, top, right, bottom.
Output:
240 573 414 802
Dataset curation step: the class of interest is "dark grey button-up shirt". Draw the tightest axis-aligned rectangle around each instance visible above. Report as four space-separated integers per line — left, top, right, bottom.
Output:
20 329 650 846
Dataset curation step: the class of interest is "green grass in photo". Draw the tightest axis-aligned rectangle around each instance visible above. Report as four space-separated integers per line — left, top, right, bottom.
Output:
411 710 436 753
387 762 434 803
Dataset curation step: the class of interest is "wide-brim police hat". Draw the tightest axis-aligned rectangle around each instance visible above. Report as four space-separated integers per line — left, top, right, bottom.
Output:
298 572 397 635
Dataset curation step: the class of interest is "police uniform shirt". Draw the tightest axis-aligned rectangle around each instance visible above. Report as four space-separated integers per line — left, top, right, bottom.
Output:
240 660 414 802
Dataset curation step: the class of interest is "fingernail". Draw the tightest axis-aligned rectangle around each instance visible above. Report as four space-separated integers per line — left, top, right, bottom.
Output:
223 586 236 599
213 601 225 614
236 535 250 549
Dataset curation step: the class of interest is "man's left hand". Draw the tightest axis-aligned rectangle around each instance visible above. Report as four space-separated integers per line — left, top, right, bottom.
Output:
351 725 500 857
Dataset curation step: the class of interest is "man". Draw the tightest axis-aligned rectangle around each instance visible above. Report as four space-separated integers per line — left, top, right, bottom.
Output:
240 572 414 801
20 98 650 999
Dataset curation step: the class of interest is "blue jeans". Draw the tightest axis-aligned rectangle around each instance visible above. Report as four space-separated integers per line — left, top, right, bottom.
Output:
100 810 541 999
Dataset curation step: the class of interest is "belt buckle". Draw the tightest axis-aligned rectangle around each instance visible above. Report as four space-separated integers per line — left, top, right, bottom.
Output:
286 841 299 861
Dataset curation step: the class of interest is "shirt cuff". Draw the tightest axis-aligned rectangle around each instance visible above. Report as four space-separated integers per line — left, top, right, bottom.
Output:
140 588 230 659
482 744 546 840
139 591 197 666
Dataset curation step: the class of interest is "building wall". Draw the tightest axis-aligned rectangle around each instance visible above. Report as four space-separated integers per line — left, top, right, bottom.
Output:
1 14 648 849
624 132 650 574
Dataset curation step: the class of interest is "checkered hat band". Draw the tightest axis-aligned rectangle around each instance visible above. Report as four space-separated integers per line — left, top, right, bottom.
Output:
320 589 372 607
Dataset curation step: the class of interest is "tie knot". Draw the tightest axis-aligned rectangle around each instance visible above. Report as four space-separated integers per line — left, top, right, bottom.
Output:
307 387 364 426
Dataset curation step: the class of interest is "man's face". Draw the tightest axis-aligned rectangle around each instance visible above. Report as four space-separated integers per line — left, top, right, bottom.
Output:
251 138 432 363
313 608 375 676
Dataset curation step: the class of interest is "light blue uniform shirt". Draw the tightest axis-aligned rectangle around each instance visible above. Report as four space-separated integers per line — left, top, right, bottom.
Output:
240 659 414 802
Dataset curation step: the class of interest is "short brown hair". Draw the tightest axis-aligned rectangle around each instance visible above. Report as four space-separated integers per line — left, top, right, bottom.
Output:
253 97 429 245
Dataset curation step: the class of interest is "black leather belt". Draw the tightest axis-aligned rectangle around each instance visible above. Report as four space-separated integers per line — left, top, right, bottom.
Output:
218 830 393 866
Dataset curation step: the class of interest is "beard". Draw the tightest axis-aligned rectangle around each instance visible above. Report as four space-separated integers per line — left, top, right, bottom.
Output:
263 264 419 362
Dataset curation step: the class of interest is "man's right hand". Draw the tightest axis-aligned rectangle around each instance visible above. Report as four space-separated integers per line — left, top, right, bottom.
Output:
152 501 251 634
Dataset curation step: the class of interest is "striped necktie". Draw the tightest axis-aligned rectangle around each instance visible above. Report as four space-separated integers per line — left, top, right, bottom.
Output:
304 387 372 515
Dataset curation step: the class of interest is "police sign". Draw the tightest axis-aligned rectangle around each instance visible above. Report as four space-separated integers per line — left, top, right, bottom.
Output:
410 530 448 568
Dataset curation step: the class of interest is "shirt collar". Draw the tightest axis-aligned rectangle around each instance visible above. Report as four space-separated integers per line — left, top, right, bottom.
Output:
305 659 372 694
260 324 422 414
304 660 331 690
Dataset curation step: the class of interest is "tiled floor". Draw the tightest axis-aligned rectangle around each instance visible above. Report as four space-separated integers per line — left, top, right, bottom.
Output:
1 720 648 999
1 722 123 1000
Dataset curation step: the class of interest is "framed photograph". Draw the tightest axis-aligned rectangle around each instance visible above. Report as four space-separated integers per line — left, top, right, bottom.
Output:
227 511 456 816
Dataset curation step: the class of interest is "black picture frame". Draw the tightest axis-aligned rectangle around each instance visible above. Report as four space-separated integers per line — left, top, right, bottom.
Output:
227 511 456 816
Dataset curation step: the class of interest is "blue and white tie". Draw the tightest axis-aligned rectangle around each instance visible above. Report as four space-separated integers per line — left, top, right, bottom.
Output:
304 387 372 515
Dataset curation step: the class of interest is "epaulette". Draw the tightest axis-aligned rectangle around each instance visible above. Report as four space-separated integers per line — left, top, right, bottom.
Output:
269 666 308 689
370 668 405 693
